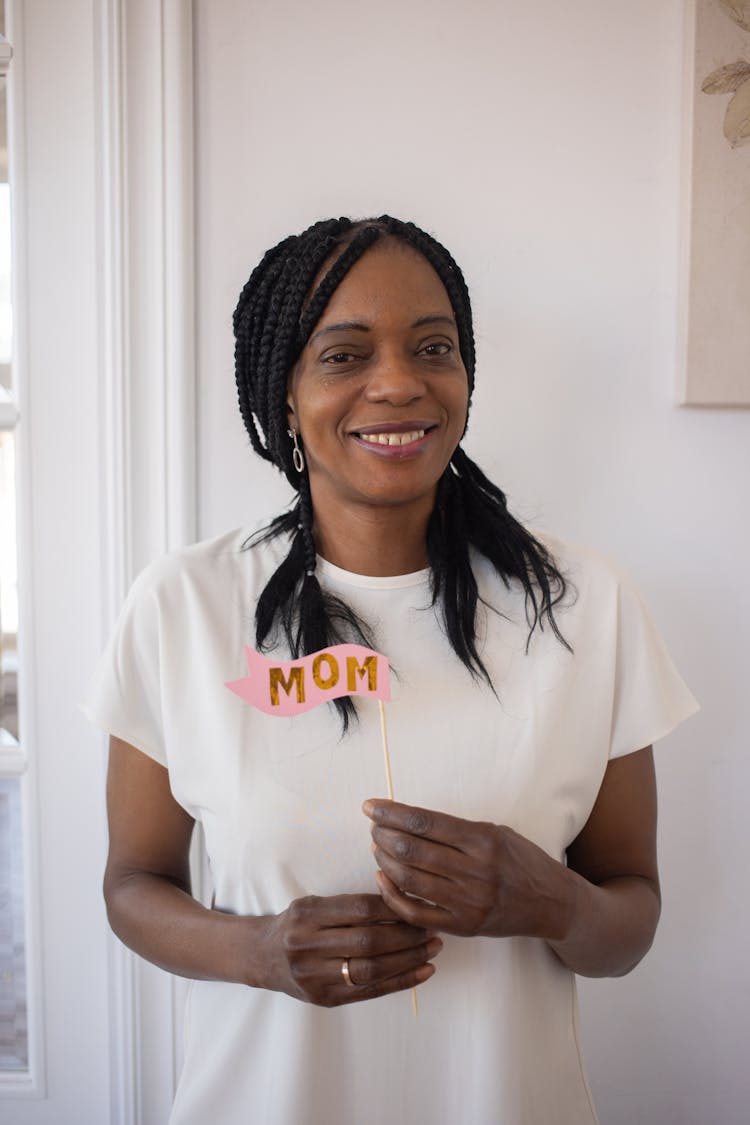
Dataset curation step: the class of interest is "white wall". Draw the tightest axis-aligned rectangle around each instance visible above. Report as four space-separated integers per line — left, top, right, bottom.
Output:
193 2 748 1123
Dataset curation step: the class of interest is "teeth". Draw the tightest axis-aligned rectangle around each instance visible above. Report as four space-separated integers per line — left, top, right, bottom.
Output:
359 429 425 446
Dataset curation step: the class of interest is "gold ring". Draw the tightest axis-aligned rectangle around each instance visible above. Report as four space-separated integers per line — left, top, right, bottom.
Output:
341 958 355 986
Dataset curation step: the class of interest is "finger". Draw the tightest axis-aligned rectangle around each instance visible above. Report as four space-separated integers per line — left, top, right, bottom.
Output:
372 848 501 924
288 893 403 929
287 944 437 1007
363 800 478 851
320 893 405 926
309 921 434 958
371 825 472 880
372 843 456 906
344 936 443 988
375 870 454 931
337 959 437 1006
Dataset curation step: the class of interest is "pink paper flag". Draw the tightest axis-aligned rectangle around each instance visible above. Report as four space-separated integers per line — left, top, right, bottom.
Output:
226 643 391 717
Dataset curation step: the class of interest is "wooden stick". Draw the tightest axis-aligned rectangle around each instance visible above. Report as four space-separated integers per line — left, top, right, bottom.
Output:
378 700 394 800
378 700 418 1019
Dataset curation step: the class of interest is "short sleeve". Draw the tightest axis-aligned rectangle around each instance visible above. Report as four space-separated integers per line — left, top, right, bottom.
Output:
80 566 167 766
609 574 699 759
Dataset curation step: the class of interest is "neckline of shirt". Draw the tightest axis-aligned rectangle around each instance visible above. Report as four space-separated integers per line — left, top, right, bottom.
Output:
316 555 432 590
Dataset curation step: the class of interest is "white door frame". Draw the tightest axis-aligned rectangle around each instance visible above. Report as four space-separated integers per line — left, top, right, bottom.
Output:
94 1 197 1120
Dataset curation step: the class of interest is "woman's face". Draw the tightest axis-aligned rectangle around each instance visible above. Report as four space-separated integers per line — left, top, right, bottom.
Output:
286 240 470 515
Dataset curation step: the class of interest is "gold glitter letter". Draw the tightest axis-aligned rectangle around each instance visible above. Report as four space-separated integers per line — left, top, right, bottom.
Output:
269 665 305 707
346 654 378 693
312 652 339 691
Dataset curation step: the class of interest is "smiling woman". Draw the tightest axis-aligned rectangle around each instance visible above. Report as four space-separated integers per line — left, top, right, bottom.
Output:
232 217 572 734
82 215 698 1125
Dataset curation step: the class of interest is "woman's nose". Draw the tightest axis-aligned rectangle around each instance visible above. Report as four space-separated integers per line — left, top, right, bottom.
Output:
363 354 426 404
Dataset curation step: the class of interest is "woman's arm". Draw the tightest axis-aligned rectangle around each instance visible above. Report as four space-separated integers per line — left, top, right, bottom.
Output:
547 745 660 976
104 736 440 1003
364 745 661 978
103 735 257 984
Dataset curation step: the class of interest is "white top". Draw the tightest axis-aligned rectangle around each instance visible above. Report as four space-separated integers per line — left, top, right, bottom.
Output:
82 525 698 1125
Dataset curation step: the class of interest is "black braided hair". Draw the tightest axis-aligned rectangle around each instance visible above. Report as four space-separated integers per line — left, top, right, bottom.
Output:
234 216 570 731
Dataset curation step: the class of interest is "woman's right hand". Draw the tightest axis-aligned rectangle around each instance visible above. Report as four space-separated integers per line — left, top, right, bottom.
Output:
259 893 442 1007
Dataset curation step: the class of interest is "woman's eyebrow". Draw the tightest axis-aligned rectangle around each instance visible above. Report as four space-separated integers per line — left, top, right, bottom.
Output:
310 321 370 342
412 314 457 329
310 314 456 343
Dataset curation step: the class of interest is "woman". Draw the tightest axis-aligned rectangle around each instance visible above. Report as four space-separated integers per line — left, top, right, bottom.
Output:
84 216 697 1124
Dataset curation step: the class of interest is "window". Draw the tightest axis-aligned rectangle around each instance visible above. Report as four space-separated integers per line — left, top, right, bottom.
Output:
0 11 28 1077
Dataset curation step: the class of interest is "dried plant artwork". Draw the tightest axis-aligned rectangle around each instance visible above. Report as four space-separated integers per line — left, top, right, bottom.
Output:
718 0 750 32
680 0 750 404
702 2 750 146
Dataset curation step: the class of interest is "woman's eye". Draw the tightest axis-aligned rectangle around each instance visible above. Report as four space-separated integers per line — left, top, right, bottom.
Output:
420 341 452 356
322 351 359 364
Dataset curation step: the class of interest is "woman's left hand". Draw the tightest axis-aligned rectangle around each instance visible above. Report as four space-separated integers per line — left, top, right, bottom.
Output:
363 799 572 942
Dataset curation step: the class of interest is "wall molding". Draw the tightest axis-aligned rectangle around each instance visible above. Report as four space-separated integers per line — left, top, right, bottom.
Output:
94 1 196 1121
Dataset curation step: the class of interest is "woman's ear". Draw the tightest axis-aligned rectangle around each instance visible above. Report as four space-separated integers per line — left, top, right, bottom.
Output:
286 364 299 431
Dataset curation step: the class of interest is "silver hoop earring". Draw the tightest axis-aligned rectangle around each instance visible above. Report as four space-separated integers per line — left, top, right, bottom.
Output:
288 428 305 473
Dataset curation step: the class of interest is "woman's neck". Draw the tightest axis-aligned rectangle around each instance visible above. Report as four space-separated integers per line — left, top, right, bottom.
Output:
311 495 434 577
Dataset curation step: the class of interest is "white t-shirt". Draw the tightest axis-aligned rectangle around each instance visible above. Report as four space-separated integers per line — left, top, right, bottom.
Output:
82 525 698 1125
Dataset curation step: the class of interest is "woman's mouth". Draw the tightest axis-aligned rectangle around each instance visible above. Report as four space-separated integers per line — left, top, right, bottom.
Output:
350 424 437 457
358 429 426 447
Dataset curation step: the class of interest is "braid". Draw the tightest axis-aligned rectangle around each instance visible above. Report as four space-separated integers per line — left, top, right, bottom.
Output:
234 218 358 482
426 467 484 681
297 471 317 578
249 475 376 733
235 215 571 733
426 446 571 693
296 225 382 347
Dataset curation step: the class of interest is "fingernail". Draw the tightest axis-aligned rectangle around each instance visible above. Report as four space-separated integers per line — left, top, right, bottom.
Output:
362 800 374 816
426 937 443 958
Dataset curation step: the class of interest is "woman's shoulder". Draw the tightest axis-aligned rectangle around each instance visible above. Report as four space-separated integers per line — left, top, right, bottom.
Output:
533 528 636 594
513 528 655 635
125 516 294 602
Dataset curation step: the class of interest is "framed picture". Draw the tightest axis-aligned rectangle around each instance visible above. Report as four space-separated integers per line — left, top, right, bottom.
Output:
679 0 750 405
